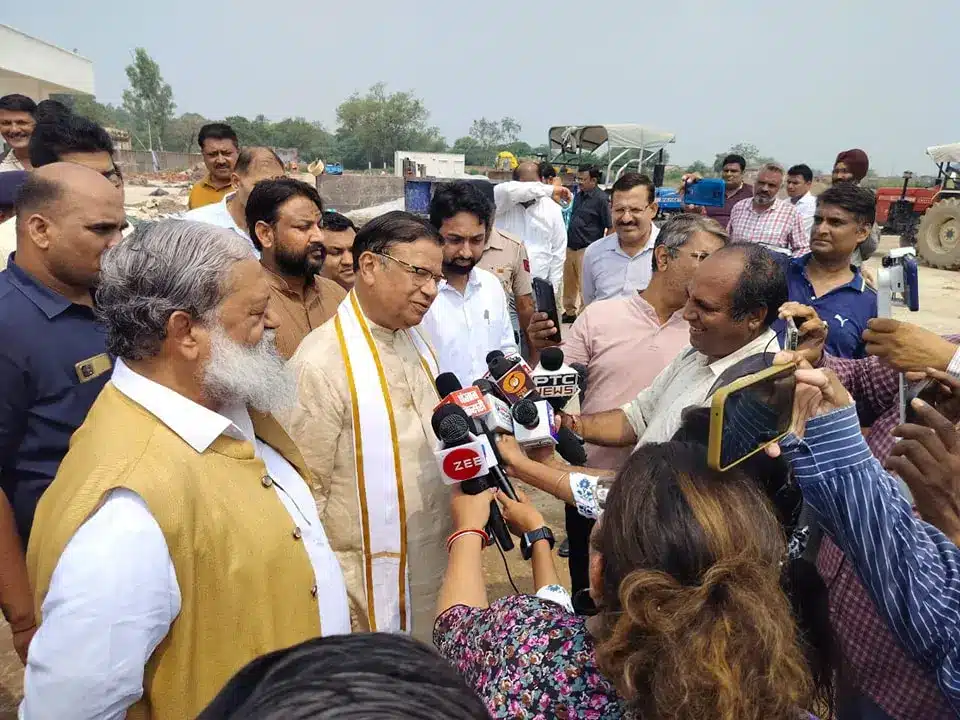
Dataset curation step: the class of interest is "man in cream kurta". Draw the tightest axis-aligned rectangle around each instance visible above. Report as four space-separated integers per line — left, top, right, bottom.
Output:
284 211 451 641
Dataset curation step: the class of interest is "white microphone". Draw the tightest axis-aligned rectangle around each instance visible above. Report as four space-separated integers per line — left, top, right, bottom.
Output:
532 347 580 410
511 398 558 450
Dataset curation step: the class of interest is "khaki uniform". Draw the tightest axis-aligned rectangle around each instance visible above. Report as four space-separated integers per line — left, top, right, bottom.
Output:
478 228 533 312
263 267 347 359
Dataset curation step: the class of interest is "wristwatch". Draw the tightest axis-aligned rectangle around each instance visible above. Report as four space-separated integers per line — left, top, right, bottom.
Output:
520 526 555 560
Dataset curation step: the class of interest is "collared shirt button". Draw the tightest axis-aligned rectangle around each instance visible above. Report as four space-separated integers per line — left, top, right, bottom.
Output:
261 475 273 488
292 526 302 540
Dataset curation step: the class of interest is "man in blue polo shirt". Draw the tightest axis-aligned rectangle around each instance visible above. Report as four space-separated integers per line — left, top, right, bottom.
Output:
774 183 877 358
0 164 125 544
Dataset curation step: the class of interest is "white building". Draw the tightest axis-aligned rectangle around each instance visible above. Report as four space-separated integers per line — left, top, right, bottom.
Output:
0 24 95 100
394 151 466 179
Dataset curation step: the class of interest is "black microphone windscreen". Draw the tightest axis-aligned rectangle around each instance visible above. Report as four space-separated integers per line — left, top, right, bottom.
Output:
431 403 469 435
540 346 564 371
438 413 471 445
473 378 495 394
556 426 588 465
488 357 513 380
512 398 538 426
486 350 506 366
435 372 463 398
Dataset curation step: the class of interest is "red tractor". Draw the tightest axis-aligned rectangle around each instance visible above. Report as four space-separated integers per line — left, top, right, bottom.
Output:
878 143 960 269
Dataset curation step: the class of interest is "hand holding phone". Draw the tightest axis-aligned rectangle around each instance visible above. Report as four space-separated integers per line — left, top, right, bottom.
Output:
532 278 561 344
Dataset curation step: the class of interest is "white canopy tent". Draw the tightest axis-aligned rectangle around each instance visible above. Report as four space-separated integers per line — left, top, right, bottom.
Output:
548 124 676 182
927 143 960 165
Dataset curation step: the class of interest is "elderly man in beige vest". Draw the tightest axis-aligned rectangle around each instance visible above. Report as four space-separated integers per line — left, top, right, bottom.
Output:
23 220 351 720
285 210 449 641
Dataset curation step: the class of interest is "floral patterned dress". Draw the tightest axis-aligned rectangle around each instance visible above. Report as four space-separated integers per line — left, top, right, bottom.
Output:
434 594 626 719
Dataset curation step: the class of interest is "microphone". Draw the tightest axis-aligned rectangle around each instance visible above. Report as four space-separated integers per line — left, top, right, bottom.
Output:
434 374 519 503
531 347 581 410
432 405 514 551
470 378 515 434
511 398 558 450
556 426 588 465
488 355 539 405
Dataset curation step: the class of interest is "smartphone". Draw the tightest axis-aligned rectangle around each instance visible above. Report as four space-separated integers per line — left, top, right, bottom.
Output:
682 177 726 208
532 277 562 344
785 317 799 351
708 363 797 471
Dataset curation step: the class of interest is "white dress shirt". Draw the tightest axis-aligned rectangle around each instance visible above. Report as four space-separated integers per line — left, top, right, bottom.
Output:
791 191 817 239
181 192 259 257
493 181 566 296
620 329 779 445
580 225 660 305
21 359 350 720
420 266 517 388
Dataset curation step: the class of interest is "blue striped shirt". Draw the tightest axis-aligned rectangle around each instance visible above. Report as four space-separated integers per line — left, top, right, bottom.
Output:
780 406 960 713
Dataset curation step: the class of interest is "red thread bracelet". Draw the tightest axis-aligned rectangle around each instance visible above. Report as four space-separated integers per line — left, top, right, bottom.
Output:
446 528 489 552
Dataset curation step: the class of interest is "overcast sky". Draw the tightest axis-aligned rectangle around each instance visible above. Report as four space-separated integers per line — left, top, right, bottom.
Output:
6 0 956 174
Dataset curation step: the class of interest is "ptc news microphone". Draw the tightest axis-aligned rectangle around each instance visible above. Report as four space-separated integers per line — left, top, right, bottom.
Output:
431 405 514 551
531 347 581 410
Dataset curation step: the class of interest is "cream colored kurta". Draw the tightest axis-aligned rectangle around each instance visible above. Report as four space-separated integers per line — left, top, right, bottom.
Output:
284 311 450 641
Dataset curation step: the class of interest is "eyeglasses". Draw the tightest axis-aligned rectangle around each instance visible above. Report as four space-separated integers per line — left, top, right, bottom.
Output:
612 204 652 218
373 252 444 286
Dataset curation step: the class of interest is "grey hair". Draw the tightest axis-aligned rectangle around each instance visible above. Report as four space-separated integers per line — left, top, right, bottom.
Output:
759 162 785 176
650 213 730 272
96 220 253 360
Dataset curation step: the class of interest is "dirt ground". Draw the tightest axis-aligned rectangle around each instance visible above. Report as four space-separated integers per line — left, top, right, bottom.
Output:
0 233 955 716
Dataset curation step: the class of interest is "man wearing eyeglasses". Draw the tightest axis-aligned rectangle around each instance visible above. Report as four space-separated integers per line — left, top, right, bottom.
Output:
246 178 346 360
0 113 128 269
420 182 517 387
284 211 451 643
580 173 660 306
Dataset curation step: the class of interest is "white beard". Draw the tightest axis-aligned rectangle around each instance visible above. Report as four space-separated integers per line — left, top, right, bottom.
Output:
201 325 296 416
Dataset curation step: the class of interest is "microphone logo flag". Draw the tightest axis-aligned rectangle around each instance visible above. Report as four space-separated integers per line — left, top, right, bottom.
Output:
502 369 530 396
435 441 491 484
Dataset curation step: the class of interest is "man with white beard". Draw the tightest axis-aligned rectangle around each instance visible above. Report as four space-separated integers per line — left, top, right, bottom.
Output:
21 221 351 720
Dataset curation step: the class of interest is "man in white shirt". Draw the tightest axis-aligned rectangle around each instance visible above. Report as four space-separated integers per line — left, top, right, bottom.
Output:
561 243 788 447
493 161 571 297
581 172 661 305
22 220 350 720
182 146 285 256
422 182 516 386
786 163 817 238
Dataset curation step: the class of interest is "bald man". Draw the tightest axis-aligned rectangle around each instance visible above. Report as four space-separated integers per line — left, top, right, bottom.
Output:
0 164 126 546
493 161 570 298
183 146 285 256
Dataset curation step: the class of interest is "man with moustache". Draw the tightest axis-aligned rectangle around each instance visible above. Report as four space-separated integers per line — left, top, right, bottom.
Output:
22 220 351 720
246 178 346 359
319 211 358 291
284 211 447 642
0 94 37 172
188 123 240 210
580 173 660 305
421 181 517 387
727 163 808 257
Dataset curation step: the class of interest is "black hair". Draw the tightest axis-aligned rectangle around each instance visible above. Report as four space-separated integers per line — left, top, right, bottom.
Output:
429 181 493 232
787 164 813 184
245 178 323 251
538 161 557 181
234 146 283 176
13 173 62 233
817 183 876 227
722 154 747 172
0 94 37 115
610 172 655 204
34 99 72 125
28 114 115 168
722 243 788 327
198 122 238 150
197 633 490 720
322 210 357 233
352 210 441 271
671 407 835 717
579 165 602 182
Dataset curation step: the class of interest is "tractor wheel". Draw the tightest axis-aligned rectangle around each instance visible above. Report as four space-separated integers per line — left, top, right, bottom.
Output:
916 198 960 270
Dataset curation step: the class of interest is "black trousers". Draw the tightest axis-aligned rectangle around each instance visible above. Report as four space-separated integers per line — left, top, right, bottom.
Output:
564 503 596 614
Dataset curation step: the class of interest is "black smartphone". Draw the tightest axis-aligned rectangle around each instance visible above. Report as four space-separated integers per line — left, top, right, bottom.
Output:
532 277 562 343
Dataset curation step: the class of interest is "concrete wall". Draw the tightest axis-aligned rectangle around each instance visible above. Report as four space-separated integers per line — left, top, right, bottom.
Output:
317 174 403 213
0 25 95 98
116 149 202 173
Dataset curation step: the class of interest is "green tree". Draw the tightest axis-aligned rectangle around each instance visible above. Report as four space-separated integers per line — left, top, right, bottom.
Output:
162 112 209 153
686 160 711 174
335 82 438 167
467 116 523 166
452 136 487 166
122 48 175 151
713 143 773 171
